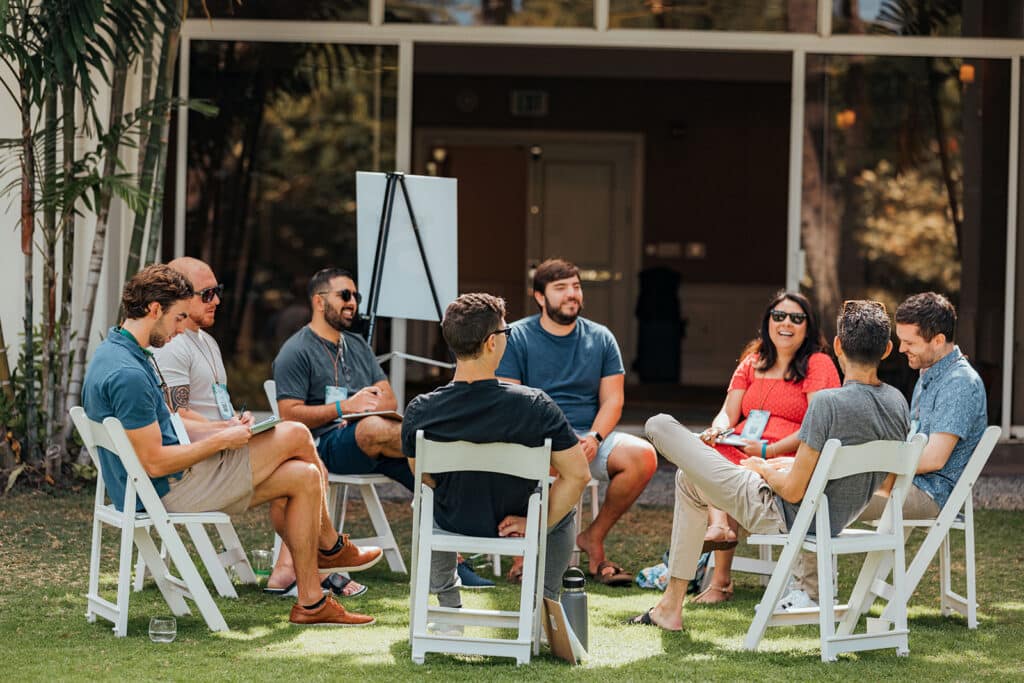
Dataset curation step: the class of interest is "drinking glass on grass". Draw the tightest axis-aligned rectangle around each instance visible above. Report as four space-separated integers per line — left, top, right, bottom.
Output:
149 616 176 643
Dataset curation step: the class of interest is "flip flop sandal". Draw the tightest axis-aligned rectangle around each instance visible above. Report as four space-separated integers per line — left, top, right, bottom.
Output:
263 581 298 598
627 608 657 626
322 573 368 598
701 524 739 553
690 581 734 605
590 560 634 587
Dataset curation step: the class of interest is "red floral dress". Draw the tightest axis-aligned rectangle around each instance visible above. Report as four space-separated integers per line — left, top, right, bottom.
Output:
713 352 840 465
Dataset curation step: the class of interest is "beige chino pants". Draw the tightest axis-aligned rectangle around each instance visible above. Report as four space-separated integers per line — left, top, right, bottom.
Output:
646 413 787 581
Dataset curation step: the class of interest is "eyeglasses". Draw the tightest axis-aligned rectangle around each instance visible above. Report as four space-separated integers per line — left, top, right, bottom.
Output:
196 284 224 304
769 310 808 325
490 327 512 338
317 289 363 304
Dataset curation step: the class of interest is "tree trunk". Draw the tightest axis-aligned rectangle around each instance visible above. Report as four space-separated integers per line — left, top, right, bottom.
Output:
51 82 77 480
20 76 38 467
125 14 179 280
41 87 59 481
0 319 13 406
144 26 180 265
64 42 129 432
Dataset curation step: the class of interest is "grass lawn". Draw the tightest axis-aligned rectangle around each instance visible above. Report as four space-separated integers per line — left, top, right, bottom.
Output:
1 489 1022 681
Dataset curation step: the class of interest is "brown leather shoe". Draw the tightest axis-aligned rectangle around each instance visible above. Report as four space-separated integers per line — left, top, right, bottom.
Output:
318 533 383 573
289 595 375 627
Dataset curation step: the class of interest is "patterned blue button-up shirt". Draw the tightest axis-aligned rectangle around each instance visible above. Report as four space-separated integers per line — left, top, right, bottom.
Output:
911 345 987 510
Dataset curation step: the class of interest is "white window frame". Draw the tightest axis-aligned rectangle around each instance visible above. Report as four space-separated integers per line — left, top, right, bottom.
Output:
178 0 1024 436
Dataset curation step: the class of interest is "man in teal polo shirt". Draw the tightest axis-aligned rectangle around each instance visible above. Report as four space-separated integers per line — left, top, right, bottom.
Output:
83 264 380 627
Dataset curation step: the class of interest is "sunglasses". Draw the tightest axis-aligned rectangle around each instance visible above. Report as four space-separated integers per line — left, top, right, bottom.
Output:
317 289 363 304
196 284 224 304
769 310 808 325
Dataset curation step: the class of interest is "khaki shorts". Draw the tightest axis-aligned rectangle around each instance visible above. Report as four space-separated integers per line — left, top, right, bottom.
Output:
161 446 254 515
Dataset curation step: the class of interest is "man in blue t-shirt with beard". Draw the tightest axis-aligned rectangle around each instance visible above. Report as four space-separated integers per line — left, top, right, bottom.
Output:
497 258 657 585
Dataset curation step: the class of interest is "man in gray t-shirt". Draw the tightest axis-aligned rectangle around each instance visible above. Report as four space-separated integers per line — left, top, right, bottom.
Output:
272 267 411 490
632 300 909 632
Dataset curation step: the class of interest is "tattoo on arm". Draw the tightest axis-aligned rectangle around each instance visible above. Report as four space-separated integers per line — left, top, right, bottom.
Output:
169 385 191 411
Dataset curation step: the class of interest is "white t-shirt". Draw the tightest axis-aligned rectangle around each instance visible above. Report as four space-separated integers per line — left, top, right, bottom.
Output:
151 328 230 421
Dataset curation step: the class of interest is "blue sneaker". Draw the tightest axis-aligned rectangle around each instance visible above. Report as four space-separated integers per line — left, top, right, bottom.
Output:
457 559 495 589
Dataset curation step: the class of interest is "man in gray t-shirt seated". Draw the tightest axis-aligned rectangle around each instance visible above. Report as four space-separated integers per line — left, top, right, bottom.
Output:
631 300 909 631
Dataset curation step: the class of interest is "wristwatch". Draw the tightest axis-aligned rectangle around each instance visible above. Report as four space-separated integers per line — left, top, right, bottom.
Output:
587 431 604 443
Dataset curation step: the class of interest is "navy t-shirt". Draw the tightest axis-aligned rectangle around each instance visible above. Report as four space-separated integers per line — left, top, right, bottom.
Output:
402 379 577 537
496 315 624 432
272 326 388 438
82 328 181 511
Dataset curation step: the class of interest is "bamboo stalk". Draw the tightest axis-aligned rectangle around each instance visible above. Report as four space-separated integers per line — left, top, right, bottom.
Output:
143 25 180 265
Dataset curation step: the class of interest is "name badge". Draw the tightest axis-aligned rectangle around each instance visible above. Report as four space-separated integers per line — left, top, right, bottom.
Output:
742 409 771 441
325 385 348 405
213 383 234 420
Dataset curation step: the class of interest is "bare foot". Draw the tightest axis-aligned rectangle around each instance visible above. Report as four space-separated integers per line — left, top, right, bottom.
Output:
575 529 605 574
690 581 734 605
648 603 684 631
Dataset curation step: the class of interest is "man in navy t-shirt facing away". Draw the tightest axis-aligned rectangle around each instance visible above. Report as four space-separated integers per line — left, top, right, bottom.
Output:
496 258 658 585
402 293 590 612
83 264 380 627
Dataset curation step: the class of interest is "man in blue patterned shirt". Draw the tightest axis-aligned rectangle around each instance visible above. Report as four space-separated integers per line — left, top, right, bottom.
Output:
782 292 987 611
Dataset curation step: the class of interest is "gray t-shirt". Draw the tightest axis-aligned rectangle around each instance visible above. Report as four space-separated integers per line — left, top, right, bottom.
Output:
151 329 230 421
272 326 388 438
778 381 910 536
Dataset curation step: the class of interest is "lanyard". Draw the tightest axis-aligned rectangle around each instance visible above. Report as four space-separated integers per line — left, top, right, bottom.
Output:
185 331 222 384
312 328 351 387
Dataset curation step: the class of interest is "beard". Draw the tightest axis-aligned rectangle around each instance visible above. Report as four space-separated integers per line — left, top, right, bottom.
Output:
544 295 582 325
324 303 355 332
148 330 170 348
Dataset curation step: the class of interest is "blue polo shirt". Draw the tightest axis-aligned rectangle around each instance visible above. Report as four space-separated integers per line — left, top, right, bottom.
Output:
82 327 181 511
496 314 623 433
910 345 987 510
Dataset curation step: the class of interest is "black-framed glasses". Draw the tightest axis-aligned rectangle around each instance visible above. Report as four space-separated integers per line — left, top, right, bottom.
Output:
769 310 808 325
490 327 512 338
317 289 363 304
196 284 224 303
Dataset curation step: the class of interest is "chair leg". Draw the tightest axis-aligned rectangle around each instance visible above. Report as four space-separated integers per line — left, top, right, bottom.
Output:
134 528 191 617
410 513 433 663
133 544 148 592
86 514 104 623
965 501 978 629
186 522 238 598
361 483 407 573
113 522 137 637
817 550 837 662
151 521 229 632
215 522 258 585
939 534 953 617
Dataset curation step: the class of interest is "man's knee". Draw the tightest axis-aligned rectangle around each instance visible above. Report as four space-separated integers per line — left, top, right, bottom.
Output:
609 436 658 481
278 420 316 454
276 458 323 496
644 413 677 447
354 416 400 454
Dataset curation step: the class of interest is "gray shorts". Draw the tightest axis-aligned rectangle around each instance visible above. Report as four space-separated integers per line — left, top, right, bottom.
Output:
576 430 647 482
161 446 254 515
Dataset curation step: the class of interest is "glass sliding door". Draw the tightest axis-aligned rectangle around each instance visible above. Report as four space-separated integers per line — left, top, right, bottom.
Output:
801 52 1009 414
185 40 398 406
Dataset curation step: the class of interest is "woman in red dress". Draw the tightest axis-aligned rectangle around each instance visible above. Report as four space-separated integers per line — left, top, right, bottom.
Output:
692 291 839 604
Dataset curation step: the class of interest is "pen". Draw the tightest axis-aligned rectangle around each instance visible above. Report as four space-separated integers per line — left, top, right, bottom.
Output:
237 403 246 420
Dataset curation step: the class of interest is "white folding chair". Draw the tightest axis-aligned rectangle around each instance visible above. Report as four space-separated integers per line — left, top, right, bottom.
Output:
743 434 927 662
70 407 231 636
264 379 407 573
409 431 551 666
132 413 257 596
867 426 1000 629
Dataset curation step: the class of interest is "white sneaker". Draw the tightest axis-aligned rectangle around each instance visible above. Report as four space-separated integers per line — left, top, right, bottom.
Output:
427 622 465 636
776 589 818 612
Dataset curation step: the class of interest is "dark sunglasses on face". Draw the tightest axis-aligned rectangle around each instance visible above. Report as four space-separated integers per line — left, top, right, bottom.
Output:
770 310 808 325
196 284 224 303
318 289 363 304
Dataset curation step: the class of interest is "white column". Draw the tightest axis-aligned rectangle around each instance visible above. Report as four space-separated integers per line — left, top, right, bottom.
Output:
174 36 190 258
1002 57 1019 437
390 40 415 409
786 49 806 292
817 0 832 37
